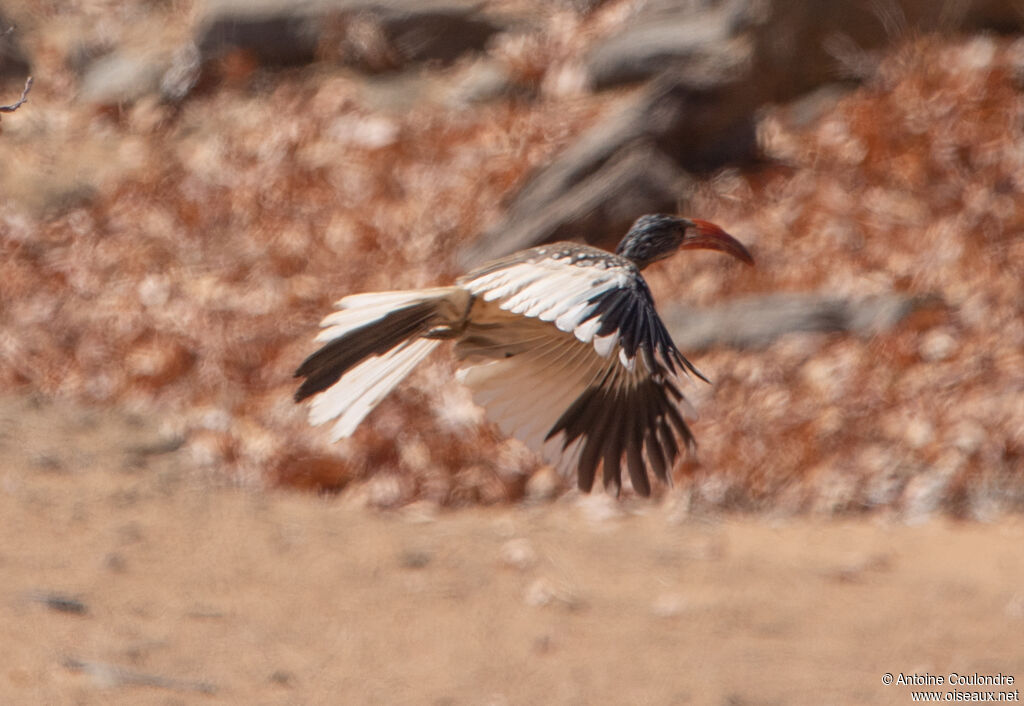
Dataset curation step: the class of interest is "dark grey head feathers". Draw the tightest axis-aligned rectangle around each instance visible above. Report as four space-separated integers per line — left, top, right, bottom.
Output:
614 214 693 269
616 214 754 269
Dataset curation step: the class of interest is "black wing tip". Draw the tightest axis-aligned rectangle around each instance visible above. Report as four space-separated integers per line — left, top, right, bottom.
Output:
574 459 651 497
605 477 621 498
293 378 318 403
293 356 313 378
293 352 340 403
293 357 332 403
554 372 702 499
577 472 596 494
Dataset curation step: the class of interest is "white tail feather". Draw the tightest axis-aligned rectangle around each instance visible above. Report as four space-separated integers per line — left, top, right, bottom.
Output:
316 288 458 343
309 338 440 440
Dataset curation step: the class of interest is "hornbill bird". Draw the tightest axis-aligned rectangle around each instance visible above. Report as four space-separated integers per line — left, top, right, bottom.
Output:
294 214 753 496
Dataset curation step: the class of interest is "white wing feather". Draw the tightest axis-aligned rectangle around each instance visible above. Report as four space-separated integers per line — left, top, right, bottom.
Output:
316 288 457 343
309 338 440 440
461 259 631 359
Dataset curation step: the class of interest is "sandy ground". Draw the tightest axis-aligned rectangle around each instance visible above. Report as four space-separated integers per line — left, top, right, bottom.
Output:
1 394 1022 706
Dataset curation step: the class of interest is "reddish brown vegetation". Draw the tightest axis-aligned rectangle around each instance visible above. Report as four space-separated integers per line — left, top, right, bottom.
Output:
1 27 1021 514
676 35 1024 515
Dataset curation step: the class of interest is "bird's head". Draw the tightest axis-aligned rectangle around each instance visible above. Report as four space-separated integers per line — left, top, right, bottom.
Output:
615 214 754 270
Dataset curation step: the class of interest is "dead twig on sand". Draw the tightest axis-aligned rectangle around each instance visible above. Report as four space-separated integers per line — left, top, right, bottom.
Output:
62 657 218 695
0 76 32 113
29 591 88 615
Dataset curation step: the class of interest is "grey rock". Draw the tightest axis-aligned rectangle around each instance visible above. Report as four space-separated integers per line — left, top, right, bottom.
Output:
588 0 1024 93
366 2 504 67
398 548 432 569
771 83 855 131
160 44 202 103
35 182 98 217
524 466 561 502
475 0 1024 264
509 70 753 218
464 143 693 265
0 12 31 81
72 42 197 106
490 96 653 225
463 69 759 265
751 0 1024 98
586 1 751 90
446 58 516 106
196 0 506 71
62 657 218 695
662 292 932 351
79 51 167 105
559 0 613 13
642 68 762 170
196 0 329 66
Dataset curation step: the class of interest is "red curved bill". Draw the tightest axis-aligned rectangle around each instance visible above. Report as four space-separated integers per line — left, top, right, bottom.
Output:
684 219 754 265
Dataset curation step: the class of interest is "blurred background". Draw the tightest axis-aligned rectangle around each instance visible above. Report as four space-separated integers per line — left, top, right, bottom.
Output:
0 0 1022 703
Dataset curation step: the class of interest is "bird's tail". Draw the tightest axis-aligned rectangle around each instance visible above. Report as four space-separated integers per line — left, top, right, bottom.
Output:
294 287 471 440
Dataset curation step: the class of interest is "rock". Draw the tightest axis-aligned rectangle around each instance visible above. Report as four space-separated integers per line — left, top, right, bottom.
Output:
268 670 295 686
357 2 504 67
486 95 657 225
463 142 693 265
499 538 537 571
79 51 168 105
523 578 556 607
463 66 762 265
770 83 854 131
574 492 623 523
661 292 928 351
918 328 956 362
75 43 200 106
397 548 432 569
31 592 89 615
471 0 1024 263
523 577 581 609
196 0 327 67
589 0 1024 94
0 11 31 82
524 466 561 502
751 0 1024 98
585 1 751 90
641 68 762 170
560 0 612 13
160 44 202 103
196 0 507 72
446 58 517 106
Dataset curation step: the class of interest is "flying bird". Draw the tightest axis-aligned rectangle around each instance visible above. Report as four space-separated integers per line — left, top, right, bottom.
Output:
294 214 753 496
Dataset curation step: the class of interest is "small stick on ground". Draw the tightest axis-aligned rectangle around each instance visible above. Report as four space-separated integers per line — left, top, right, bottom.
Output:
28 591 88 615
0 76 33 113
62 657 218 695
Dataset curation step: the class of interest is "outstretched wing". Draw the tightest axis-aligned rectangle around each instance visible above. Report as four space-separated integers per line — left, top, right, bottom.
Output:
455 244 702 495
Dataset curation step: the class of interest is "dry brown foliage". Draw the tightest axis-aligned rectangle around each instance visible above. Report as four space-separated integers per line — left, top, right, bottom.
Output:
673 35 1024 516
1 17 1021 515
